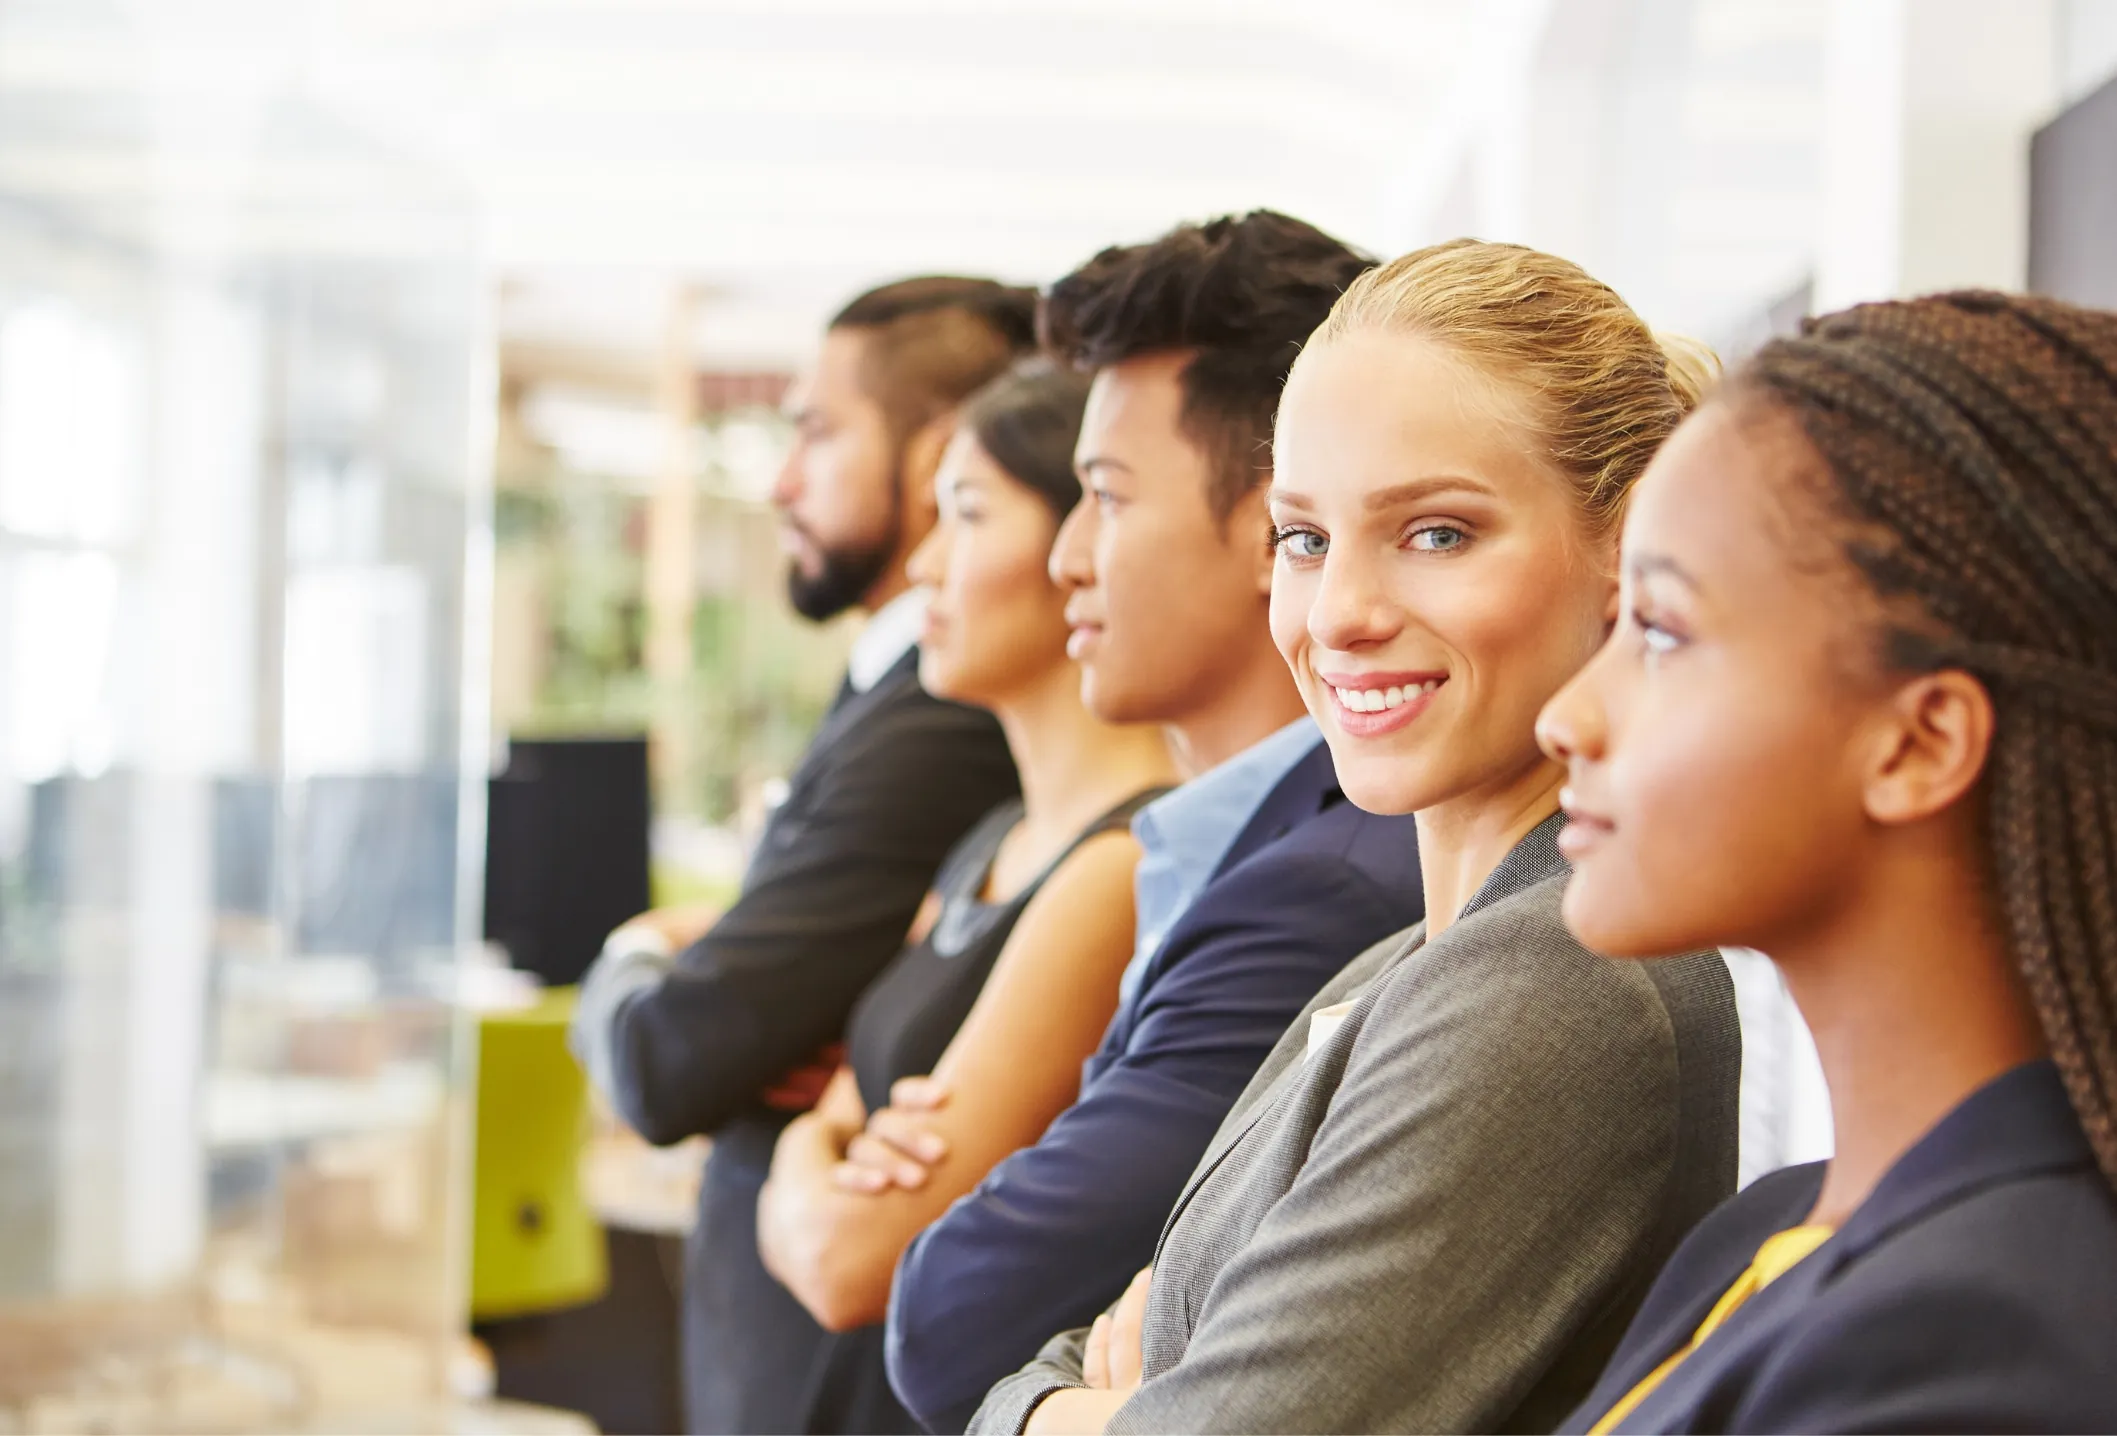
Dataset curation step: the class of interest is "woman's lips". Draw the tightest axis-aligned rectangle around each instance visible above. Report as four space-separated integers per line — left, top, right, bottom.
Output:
1556 789 1615 857
1066 623 1103 661
1322 674 1445 738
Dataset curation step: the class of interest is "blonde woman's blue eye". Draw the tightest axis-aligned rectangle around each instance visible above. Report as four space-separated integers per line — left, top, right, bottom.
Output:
1408 526 1467 552
1273 527 1328 559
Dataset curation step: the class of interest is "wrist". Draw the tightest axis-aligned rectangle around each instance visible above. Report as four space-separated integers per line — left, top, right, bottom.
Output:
602 922 674 963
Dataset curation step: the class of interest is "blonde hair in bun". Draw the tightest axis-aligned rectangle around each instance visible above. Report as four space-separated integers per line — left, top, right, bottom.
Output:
1302 238 1717 542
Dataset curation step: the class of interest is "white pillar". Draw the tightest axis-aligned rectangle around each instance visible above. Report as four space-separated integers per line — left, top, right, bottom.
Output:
645 286 702 814
1816 0 2059 309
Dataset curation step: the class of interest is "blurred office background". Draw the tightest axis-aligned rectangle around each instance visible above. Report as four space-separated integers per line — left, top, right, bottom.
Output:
0 0 2113 1429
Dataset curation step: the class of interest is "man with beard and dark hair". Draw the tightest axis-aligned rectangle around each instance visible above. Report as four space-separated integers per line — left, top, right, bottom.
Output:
570 276 1029 1434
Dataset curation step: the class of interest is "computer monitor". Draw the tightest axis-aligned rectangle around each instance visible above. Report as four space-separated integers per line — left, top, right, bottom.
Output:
484 737 651 987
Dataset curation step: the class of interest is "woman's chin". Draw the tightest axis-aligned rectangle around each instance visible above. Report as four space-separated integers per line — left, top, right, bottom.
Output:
917 654 963 701
1329 756 1431 818
1559 875 1699 960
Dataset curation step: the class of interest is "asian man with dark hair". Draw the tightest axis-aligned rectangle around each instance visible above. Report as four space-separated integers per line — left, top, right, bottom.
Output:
868 214 1426 1433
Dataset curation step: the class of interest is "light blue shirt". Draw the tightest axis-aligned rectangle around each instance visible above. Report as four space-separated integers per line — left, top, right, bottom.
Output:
1119 717 1323 1004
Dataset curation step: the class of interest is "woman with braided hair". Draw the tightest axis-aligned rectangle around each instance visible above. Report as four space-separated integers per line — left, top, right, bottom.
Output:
1541 290 2117 1433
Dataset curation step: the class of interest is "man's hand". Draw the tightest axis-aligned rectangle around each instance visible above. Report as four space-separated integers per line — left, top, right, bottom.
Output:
760 1043 845 1112
1083 1267 1151 1393
832 1075 951 1193
611 901 724 954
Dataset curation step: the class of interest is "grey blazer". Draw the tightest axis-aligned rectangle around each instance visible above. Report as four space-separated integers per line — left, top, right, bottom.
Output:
972 816 1740 1435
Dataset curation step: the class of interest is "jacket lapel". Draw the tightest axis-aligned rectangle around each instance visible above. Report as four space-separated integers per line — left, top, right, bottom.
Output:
1154 816 1569 1257
1817 1059 2090 1276
812 647 918 748
1209 739 1335 880
1164 924 1421 1228
1590 1064 2089 1433
1459 812 1568 918
1587 1210 1810 1425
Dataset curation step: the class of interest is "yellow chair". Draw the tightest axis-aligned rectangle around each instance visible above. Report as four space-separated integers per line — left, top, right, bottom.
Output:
470 987 608 1320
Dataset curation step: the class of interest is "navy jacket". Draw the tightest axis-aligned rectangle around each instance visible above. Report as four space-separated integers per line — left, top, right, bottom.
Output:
1562 1059 2117 1434
885 740 1424 1433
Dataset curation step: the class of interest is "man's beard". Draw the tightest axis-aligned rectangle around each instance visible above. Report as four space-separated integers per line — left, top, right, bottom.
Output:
784 467 902 622
785 530 898 622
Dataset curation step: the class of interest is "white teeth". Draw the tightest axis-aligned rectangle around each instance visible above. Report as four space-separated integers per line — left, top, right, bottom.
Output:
1334 680 1444 712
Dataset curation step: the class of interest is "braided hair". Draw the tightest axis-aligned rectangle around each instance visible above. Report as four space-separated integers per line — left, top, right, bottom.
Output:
1739 291 2117 1187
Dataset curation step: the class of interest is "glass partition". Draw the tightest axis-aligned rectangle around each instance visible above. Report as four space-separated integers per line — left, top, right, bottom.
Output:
0 3 486 1428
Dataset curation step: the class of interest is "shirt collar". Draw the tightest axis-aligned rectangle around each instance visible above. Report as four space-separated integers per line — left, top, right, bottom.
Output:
847 588 928 693
1133 717 1321 895
1825 1058 2094 1274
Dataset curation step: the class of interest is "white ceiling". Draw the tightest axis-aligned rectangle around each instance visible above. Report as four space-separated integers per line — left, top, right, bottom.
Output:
449 1 1541 368
0 0 1857 373
0 0 1550 369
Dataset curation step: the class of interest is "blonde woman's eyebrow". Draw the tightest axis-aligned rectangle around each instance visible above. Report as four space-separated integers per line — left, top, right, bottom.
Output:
1361 476 1497 513
1271 476 1493 514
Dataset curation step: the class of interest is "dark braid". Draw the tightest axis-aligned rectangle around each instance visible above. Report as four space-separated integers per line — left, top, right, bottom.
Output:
1742 291 2117 1189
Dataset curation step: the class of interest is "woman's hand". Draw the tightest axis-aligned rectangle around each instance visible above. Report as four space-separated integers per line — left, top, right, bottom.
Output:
762 1103 851 1217
1023 1268 1151 1434
832 1075 953 1193
1083 1267 1151 1393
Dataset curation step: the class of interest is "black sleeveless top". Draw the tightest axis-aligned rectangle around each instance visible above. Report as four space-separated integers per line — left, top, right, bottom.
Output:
843 788 1165 1113
797 785 1167 1435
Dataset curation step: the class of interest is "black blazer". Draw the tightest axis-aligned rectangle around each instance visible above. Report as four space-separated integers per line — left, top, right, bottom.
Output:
1563 1059 2117 1434
605 648 1017 1155
605 648 1017 1435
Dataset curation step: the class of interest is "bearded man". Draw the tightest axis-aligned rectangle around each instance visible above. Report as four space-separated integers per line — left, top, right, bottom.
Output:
571 278 1027 1434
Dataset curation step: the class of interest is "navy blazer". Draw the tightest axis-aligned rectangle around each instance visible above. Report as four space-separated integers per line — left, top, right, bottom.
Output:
885 740 1424 1433
1562 1060 2117 1433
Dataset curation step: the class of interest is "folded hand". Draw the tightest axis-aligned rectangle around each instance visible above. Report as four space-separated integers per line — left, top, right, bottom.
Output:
832 1075 951 1193
1083 1266 1151 1393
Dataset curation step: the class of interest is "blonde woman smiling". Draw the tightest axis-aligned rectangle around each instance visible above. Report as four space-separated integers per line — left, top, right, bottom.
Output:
982 243 1742 1436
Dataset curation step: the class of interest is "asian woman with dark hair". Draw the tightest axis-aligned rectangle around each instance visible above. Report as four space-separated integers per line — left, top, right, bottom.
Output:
756 360 1176 1434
